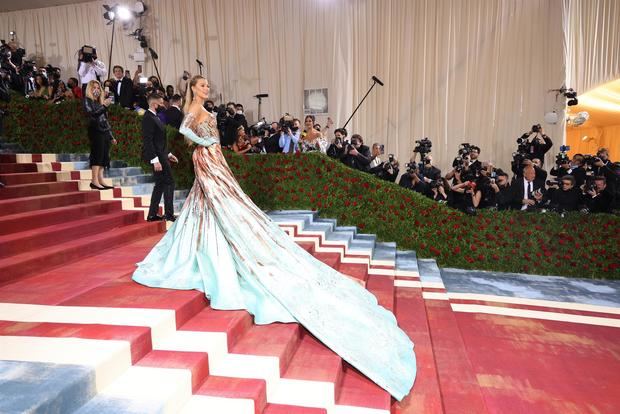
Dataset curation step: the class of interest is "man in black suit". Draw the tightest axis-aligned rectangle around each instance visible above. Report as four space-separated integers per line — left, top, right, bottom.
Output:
111 65 134 109
142 92 178 222
163 94 183 129
511 165 545 211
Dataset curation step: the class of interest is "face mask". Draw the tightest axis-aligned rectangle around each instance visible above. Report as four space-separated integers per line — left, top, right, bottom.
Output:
236 110 243 115
206 106 214 112
291 126 299 132
92 89 101 98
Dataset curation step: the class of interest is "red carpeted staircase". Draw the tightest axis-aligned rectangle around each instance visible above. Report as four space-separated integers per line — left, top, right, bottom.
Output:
2 151 618 414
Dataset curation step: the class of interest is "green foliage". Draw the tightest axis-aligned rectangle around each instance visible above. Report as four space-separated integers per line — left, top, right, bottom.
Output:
2 95 618 279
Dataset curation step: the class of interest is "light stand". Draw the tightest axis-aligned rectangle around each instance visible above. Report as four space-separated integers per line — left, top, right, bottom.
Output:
255 93 269 120
149 48 162 87
107 18 116 79
342 75 384 129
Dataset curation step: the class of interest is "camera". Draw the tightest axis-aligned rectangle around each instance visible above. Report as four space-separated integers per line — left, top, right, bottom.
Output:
532 123 542 133
388 154 395 163
582 154 602 166
430 179 442 189
279 114 294 131
413 137 432 155
250 118 272 137
555 145 571 166
546 179 560 187
405 162 418 173
80 45 97 63
379 144 385 154
458 142 472 156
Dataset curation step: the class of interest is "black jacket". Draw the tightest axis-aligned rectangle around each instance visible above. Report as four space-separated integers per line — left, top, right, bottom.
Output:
545 187 582 212
163 106 183 130
510 178 546 210
112 77 134 108
550 166 586 187
341 145 371 172
142 110 168 163
585 189 614 213
83 98 111 133
527 135 553 165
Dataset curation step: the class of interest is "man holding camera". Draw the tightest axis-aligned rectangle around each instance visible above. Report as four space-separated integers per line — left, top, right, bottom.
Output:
550 153 586 188
327 128 348 159
490 171 512 210
279 117 301 153
511 165 545 211
341 134 371 172
77 46 107 96
584 176 614 213
525 124 553 166
399 163 428 195
369 143 399 182
590 148 618 206
544 175 581 212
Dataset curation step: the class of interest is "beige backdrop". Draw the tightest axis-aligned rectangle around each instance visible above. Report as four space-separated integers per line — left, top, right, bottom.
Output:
1 0 617 172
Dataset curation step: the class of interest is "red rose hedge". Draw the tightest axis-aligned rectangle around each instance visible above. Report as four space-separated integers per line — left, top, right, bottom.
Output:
2 96 618 279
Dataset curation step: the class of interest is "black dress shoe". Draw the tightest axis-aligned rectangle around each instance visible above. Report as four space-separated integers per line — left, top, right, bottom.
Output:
146 215 164 222
90 183 105 190
164 214 177 222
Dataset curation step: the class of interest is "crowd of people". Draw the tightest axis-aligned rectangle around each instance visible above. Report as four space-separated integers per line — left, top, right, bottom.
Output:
0 41 617 214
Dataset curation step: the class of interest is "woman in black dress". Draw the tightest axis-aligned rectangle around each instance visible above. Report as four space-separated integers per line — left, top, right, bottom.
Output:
84 80 117 189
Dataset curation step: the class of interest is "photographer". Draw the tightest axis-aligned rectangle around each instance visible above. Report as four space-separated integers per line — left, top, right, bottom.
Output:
524 124 553 166
589 148 618 204
77 46 107 96
327 128 348 159
550 153 586 188
279 116 301 153
491 171 512 210
468 146 482 172
399 163 428 195
449 179 478 214
544 175 582 212
341 134 371 172
418 154 442 182
369 144 399 182
264 122 282 153
428 178 449 203
511 166 545 211
220 102 247 147
583 176 614 214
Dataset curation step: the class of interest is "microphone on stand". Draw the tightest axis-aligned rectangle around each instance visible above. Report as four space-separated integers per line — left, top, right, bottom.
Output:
196 59 203 67
371 75 384 86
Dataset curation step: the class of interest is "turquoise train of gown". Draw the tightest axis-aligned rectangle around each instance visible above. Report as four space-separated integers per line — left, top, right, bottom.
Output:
132 111 416 400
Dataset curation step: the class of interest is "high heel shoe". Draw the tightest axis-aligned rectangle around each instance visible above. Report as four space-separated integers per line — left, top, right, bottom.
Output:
90 183 105 190
101 184 114 189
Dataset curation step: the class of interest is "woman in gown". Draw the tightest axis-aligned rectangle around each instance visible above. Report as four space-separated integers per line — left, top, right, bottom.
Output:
132 75 416 400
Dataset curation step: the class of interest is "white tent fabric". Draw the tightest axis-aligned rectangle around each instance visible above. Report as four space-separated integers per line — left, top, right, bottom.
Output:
1 0 617 172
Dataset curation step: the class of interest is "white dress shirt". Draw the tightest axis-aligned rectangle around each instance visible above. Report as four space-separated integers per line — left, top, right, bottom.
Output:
78 60 107 85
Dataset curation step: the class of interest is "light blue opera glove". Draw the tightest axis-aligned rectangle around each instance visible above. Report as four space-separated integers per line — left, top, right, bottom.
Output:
179 125 219 147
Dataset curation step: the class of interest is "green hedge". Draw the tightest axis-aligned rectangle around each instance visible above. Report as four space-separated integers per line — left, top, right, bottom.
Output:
2 95 618 279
